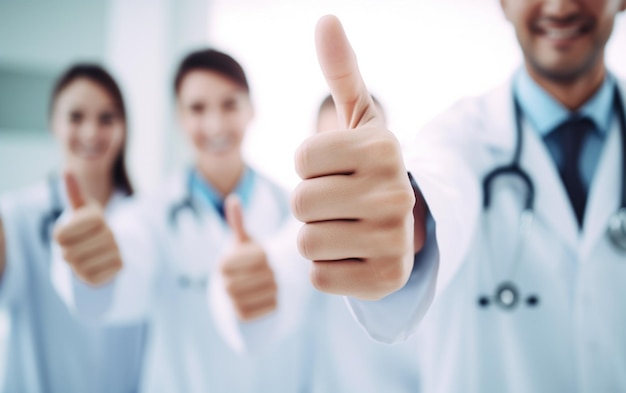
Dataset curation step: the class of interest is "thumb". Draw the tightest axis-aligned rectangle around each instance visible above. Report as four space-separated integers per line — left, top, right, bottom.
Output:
315 15 380 129
225 194 250 243
64 171 86 210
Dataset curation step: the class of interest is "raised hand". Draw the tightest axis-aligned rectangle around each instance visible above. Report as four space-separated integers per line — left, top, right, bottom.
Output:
220 194 278 322
54 172 122 286
292 15 423 301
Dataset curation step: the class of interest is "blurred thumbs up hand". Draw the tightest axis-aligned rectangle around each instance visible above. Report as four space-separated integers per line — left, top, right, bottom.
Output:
53 172 122 286
220 194 278 322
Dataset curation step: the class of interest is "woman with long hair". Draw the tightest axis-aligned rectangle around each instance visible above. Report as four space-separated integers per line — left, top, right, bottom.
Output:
0 64 145 392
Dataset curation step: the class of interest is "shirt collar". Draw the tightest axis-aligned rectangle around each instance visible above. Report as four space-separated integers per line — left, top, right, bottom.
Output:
513 67 616 138
190 166 255 213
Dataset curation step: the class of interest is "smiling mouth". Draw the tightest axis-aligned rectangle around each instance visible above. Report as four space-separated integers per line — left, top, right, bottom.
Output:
533 18 594 42
203 135 235 154
74 142 107 159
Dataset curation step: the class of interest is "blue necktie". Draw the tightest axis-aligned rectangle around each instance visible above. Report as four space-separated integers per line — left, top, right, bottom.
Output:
554 116 594 227
215 201 225 219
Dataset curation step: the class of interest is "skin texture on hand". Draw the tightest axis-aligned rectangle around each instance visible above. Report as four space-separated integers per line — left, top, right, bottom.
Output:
0 215 5 280
53 172 122 286
291 15 424 301
220 195 278 322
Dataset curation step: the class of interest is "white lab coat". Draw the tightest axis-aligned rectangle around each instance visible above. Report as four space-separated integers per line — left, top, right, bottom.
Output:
0 179 146 393
52 168 311 393
307 291 422 393
348 78 626 392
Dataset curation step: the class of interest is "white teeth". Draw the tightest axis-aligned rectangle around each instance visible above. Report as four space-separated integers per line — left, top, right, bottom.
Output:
76 143 105 158
545 26 580 40
204 136 233 153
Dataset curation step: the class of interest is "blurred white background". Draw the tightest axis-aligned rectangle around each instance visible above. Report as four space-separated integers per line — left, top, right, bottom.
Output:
210 0 626 189
0 0 625 383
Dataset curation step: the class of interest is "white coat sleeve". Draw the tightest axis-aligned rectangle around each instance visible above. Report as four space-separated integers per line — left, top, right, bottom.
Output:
209 216 312 354
51 201 160 324
346 100 485 343
0 198 27 309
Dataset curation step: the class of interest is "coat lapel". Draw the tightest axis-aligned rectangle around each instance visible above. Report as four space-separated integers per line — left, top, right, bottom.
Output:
521 120 580 252
580 84 624 260
482 79 579 254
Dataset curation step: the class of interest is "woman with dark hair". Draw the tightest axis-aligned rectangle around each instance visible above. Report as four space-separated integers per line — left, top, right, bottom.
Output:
0 64 145 393
51 49 309 392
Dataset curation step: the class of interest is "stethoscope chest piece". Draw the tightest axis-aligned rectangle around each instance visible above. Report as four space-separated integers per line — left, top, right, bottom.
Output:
608 208 626 252
494 282 519 310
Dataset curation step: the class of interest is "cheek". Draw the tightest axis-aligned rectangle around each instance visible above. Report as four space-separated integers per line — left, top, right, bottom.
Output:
181 116 203 139
182 123 206 152
108 126 126 155
52 121 78 152
232 113 251 140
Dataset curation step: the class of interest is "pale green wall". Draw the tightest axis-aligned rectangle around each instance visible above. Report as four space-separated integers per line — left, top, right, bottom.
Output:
0 1 109 193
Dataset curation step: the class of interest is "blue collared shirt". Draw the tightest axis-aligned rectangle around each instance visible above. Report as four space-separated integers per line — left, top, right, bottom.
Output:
513 68 616 191
189 167 256 219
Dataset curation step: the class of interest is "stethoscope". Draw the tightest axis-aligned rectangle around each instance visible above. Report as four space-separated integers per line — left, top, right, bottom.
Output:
168 171 214 290
478 85 626 311
168 172 201 231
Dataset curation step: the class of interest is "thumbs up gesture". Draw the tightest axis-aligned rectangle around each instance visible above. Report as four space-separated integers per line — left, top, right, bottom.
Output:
220 195 278 322
292 16 422 301
53 172 122 286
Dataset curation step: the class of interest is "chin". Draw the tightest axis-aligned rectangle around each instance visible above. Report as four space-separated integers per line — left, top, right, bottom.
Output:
71 160 110 176
530 53 597 84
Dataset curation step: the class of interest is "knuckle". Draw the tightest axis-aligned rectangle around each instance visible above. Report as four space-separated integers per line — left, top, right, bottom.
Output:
62 248 76 264
373 257 409 289
225 282 238 297
103 227 115 242
112 258 123 271
266 299 277 312
294 142 312 180
373 187 415 225
392 184 416 213
54 227 70 245
290 183 308 222
268 280 278 295
362 133 398 163
235 306 251 321
296 225 314 260
91 216 106 232
78 271 97 286
219 258 236 276
382 227 410 258
309 265 330 292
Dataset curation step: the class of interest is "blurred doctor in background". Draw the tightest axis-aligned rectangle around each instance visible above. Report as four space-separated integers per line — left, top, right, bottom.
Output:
0 64 146 393
51 49 309 392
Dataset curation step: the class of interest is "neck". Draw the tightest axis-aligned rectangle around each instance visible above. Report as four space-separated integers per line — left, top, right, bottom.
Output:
525 59 606 111
73 171 114 207
197 156 245 198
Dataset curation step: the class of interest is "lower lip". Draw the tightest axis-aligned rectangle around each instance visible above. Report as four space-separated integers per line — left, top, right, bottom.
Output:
205 141 234 154
541 32 584 49
75 150 105 160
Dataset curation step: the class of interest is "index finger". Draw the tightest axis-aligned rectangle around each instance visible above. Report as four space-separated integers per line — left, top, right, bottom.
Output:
315 15 379 129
